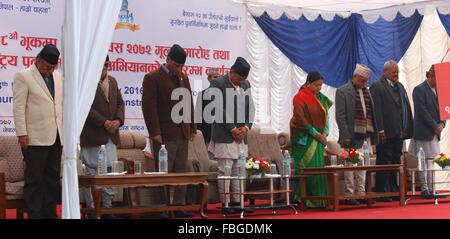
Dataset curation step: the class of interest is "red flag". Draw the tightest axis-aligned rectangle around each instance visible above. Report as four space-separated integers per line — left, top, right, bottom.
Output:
435 62 450 120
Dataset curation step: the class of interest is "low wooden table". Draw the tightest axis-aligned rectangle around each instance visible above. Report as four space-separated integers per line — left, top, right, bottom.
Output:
217 175 297 218
298 164 405 211
78 172 209 218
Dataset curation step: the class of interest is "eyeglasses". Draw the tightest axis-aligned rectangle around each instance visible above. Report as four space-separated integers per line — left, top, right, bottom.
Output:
38 59 57 71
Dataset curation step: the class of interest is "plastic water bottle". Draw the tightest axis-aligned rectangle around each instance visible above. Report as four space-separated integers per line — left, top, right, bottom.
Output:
159 144 168 173
282 150 291 177
417 147 426 171
362 141 370 166
97 145 107 175
237 153 246 178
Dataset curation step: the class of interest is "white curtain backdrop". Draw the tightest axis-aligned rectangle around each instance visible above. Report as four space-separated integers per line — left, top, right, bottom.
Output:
61 0 122 219
246 8 450 188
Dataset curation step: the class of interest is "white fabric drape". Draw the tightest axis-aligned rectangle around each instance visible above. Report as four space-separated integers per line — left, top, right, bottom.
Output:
61 0 122 219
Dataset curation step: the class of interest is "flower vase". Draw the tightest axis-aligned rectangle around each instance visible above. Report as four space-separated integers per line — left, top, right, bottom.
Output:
253 173 262 179
249 173 261 183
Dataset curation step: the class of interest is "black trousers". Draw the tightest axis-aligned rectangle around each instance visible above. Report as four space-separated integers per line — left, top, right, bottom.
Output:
152 134 189 205
375 137 403 193
22 135 62 219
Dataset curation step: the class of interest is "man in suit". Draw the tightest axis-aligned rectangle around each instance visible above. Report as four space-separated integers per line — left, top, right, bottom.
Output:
142 44 196 218
408 65 445 198
79 56 124 217
335 64 378 205
13 44 63 218
208 57 254 212
196 67 220 159
370 60 413 201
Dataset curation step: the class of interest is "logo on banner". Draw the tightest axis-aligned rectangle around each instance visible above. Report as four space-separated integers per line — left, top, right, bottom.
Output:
116 0 140 32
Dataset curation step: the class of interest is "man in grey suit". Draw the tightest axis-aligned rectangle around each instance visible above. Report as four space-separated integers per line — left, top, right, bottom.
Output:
408 65 445 198
370 60 413 201
336 64 378 205
207 57 254 211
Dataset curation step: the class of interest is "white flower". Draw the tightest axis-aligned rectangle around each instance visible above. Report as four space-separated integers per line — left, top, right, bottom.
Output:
246 161 253 169
253 161 260 170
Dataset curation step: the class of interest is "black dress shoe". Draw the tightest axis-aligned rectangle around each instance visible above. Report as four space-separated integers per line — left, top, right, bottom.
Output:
221 207 238 214
85 213 97 219
391 196 400 201
156 212 169 219
174 210 194 218
100 214 118 219
356 199 368 204
420 191 433 199
377 197 392 202
229 202 242 207
345 199 360 205
242 207 255 213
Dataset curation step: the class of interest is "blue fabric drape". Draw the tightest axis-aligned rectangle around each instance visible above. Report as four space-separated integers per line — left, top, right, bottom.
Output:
438 10 450 36
254 11 423 87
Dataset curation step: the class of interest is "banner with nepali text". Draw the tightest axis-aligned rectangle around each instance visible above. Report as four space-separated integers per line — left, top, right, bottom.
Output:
0 0 247 136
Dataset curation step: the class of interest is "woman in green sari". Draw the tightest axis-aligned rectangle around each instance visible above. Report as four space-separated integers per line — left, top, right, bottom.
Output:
290 71 333 208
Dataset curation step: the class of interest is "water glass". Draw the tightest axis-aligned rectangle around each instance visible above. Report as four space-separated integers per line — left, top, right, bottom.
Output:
270 164 277 175
134 161 142 175
330 155 337 166
112 161 124 174
224 165 232 177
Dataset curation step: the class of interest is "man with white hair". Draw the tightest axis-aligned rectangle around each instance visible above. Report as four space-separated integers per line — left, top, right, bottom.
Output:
370 60 413 201
335 64 379 205
196 67 221 151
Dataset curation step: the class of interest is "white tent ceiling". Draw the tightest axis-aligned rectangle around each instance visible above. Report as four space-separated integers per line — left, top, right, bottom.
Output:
237 0 450 23
236 0 450 13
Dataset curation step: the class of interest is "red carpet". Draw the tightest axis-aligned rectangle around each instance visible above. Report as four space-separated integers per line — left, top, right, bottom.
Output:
5 196 450 219
195 197 450 219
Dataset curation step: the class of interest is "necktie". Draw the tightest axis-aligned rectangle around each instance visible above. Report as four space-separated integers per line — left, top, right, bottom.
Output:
44 77 54 98
395 84 408 137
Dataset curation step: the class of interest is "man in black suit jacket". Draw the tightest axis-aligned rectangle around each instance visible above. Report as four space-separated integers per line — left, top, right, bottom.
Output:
409 65 445 197
196 68 220 151
370 60 413 200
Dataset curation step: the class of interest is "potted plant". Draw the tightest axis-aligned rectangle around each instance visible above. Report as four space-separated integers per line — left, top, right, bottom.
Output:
433 153 450 170
339 148 363 166
245 157 270 178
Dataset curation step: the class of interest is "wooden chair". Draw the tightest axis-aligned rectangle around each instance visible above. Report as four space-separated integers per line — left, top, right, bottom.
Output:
0 136 26 219
247 128 285 204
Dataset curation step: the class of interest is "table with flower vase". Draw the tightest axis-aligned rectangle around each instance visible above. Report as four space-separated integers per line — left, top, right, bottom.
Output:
298 164 405 211
217 174 298 218
407 167 450 205
78 172 209 219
